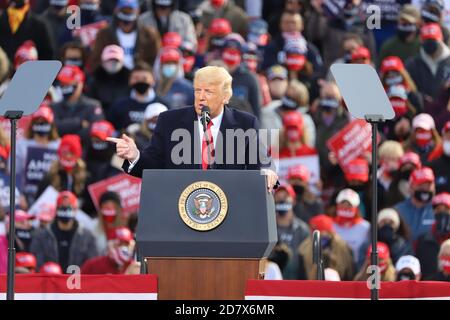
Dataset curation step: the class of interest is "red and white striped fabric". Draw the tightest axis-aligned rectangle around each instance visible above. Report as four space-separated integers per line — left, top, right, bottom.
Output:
0 274 157 300
245 280 450 300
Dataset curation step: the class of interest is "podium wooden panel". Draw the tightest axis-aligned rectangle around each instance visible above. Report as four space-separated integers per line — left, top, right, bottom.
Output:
147 258 266 300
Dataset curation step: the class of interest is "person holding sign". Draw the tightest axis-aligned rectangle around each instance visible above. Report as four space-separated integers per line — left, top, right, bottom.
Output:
17 104 60 206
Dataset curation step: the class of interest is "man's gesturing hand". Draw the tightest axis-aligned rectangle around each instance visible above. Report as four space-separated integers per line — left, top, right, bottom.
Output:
106 134 139 162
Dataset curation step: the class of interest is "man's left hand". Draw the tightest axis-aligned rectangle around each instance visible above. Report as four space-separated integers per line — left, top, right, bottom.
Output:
262 169 279 193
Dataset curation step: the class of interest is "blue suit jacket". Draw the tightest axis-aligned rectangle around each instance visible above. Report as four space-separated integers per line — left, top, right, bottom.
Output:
123 106 273 178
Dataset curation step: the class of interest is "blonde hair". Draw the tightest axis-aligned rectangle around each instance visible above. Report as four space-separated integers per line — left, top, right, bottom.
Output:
438 239 450 271
193 66 233 100
287 79 309 106
379 140 404 159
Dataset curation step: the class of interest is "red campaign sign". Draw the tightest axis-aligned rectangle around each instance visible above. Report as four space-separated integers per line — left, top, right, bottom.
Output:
326 119 379 168
0 116 32 141
72 20 109 49
88 173 142 216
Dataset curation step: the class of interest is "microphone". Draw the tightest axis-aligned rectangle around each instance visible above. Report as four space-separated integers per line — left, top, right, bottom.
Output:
200 105 211 132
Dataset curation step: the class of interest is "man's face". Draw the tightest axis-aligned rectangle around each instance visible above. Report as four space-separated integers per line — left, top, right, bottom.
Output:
194 82 228 118
280 14 302 33
129 70 153 86
268 78 288 99
413 182 435 194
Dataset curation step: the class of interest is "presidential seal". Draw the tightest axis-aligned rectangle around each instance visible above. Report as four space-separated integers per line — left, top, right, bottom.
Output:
178 181 228 231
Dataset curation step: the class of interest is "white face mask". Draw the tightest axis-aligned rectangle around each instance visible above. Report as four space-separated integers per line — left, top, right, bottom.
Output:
443 141 450 156
102 60 123 74
161 64 177 78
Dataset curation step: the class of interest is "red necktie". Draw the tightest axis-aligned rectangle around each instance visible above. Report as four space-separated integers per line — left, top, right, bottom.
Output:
202 121 214 170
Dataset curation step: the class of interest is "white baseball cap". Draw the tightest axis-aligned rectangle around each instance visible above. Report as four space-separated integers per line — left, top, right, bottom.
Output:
395 255 421 276
336 188 360 207
144 103 168 120
412 113 435 131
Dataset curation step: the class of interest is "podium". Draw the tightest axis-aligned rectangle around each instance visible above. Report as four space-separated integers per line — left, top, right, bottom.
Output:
136 169 277 300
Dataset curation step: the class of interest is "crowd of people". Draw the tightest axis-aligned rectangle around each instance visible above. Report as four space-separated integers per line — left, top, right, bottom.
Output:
0 0 449 282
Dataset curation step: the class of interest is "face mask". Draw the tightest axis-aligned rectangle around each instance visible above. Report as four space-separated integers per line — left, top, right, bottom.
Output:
102 60 123 74
396 271 416 281
59 156 77 172
244 57 258 73
92 141 108 151
32 123 52 136
398 169 413 181
440 256 450 273
443 141 450 156
321 110 336 126
147 122 157 131
422 9 440 23
434 212 450 236
161 64 177 78
414 190 433 203
397 23 417 41
293 185 305 198
80 2 99 11
183 55 195 73
415 130 432 147
281 96 298 110
109 245 133 266
56 206 76 224
222 48 241 68
321 235 331 249
423 39 440 56
60 85 76 101
275 202 293 217
286 128 301 142
336 207 357 219
285 54 305 72
101 208 117 224
390 98 408 117
132 82 150 95
64 59 83 68
378 225 396 245
385 74 404 86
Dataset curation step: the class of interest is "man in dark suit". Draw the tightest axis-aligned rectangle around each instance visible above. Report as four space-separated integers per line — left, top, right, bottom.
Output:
108 65 279 191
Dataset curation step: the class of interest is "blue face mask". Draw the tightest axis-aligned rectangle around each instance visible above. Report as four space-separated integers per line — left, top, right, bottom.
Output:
162 64 177 78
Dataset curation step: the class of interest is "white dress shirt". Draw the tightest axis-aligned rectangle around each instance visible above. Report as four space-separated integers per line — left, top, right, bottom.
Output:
128 108 225 172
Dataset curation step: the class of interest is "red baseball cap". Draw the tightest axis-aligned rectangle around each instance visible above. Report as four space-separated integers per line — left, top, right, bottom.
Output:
14 40 38 69
380 56 404 74
32 104 54 123
409 167 435 186
287 164 310 182
15 252 37 269
115 227 134 243
14 210 34 223
367 242 390 260
275 183 296 199
57 65 85 85
40 262 63 274
282 111 304 130
58 134 82 159
208 18 232 36
56 191 78 209
309 214 334 233
344 158 369 183
399 151 422 169
432 192 450 207
160 47 182 64
421 23 443 41
162 31 182 48
351 46 371 61
90 120 115 141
